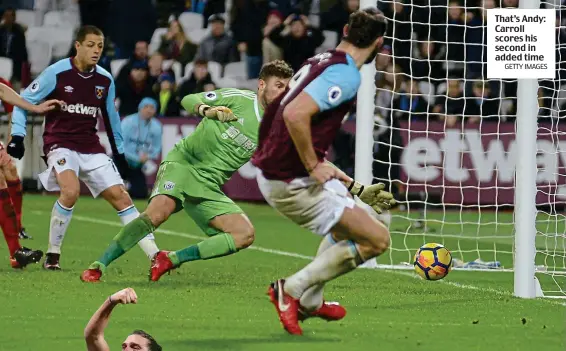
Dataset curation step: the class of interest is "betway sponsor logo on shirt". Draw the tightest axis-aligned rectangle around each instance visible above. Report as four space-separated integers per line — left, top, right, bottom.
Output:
60 103 101 118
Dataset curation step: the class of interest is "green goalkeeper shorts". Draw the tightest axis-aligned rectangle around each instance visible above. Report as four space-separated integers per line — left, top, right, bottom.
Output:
149 161 243 237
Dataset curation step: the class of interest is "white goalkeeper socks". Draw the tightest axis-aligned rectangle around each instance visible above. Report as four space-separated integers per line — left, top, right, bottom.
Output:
48 200 74 254
299 234 336 311
117 205 159 259
285 240 362 300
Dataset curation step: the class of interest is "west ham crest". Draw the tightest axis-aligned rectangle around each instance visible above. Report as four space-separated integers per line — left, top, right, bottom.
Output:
57 158 66 166
95 86 105 99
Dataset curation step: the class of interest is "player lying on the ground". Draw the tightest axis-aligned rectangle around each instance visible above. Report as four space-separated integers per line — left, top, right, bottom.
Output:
8 25 159 270
84 287 162 351
252 8 392 335
0 81 62 268
80 60 294 283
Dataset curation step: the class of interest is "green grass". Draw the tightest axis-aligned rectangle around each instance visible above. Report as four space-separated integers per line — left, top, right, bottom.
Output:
0 195 564 351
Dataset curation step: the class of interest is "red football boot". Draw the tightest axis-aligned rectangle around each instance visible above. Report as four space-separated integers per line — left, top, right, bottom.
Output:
267 279 302 335
299 301 347 322
149 251 176 282
81 261 105 282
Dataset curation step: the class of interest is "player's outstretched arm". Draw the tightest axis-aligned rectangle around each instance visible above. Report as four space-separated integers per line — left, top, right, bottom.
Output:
0 83 61 115
84 288 138 351
181 90 238 122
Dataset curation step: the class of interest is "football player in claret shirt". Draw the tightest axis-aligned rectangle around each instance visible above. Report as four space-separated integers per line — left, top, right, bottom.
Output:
0 80 61 268
252 8 395 335
8 25 159 270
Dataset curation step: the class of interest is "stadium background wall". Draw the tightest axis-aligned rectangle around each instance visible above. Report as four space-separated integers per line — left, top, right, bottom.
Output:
1 116 565 205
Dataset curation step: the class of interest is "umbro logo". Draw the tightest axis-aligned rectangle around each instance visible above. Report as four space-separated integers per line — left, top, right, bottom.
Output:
64 86 74 93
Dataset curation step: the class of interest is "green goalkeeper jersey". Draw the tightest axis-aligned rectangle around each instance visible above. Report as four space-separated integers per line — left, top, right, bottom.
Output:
173 88 264 186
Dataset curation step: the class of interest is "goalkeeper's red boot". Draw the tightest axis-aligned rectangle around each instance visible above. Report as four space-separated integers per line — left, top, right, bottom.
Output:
299 301 347 322
149 251 175 282
267 279 302 335
80 262 105 282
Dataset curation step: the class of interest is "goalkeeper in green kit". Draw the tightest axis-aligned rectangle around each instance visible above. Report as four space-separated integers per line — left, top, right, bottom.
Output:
81 60 294 282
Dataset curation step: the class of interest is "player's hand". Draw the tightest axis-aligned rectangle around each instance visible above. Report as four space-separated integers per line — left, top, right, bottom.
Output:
7 135 25 159
309 162 352 184
113 153 130 180
109 287 138 305
205 106 237 122
33 99 62 114
354 182 396 214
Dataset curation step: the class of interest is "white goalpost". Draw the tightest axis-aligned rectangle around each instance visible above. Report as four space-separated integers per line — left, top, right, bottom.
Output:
356 0 565 299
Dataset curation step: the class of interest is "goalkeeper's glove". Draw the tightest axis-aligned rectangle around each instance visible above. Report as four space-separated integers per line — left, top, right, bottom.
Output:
348 181 396 214
7 135 25 159
198 104 237 122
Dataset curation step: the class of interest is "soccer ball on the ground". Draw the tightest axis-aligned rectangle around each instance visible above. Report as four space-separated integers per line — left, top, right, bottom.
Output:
413 243 452 280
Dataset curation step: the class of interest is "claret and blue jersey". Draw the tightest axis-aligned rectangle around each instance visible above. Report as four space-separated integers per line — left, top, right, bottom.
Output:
253 50 361 181
11 58 124 156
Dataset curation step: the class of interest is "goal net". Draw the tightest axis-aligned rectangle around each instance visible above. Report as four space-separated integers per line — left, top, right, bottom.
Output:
368 0 565 298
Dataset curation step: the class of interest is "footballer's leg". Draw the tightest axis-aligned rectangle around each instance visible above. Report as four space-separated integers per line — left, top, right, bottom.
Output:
0 157 42 268
2 160 28 238
150 201 254 282
99 184 159 260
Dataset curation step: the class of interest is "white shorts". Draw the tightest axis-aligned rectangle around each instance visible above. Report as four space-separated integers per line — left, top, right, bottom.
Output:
256 170 355 236
39 148 123 198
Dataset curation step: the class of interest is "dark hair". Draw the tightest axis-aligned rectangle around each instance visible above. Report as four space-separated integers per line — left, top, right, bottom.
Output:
194 59 209 66
343 8 387 49
76 25 104 43
132 330 162 351
259 60 294 81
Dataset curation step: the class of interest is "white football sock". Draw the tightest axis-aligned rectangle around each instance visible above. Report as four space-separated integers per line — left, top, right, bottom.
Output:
299 234 336 311
48 200 74 254
285 240 362 299
117 205 159 259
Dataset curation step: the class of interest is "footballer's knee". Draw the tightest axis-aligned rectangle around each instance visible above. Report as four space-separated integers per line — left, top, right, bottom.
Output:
232 224 255 250
101 185 133 211
144 195 176 227
3 162 19 182
360 223 390 258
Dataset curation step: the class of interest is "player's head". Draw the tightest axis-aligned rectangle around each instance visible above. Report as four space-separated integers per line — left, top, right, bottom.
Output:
122 330 161 351
342 7 387 64
138 97 157 120
74 25 104 68
257 60 294 108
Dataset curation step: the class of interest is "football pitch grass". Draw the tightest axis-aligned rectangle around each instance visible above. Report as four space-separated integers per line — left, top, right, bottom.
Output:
0 195 564 351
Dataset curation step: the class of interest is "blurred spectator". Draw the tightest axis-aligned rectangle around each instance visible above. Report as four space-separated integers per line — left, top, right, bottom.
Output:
411 39 445 82
34 0 78 26
107 0 156 59
122 98 162 199
465 81 500 123
443 0 466 63
195 14 239 65
391 79 429 121
230 0 269 79
148 52 165 86
177 59 215 98
0 8 27 84
116 61 157 116
432 78 464 127
321 0 359 45
262 10 284 64
465 0 494 79
156 72 180 117
268 14 324 71
375 63 404 120
268 0 311 17
375 45 392 72
381 0 412 73
502 0 518 8
116 41 149 87
158 19 198 67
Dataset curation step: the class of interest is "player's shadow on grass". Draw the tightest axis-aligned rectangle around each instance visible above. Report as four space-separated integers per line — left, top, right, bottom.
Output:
167 334 341 350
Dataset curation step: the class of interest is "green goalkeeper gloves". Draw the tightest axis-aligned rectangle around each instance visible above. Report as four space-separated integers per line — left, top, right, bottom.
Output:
348 181 396 214
198 104 237 122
